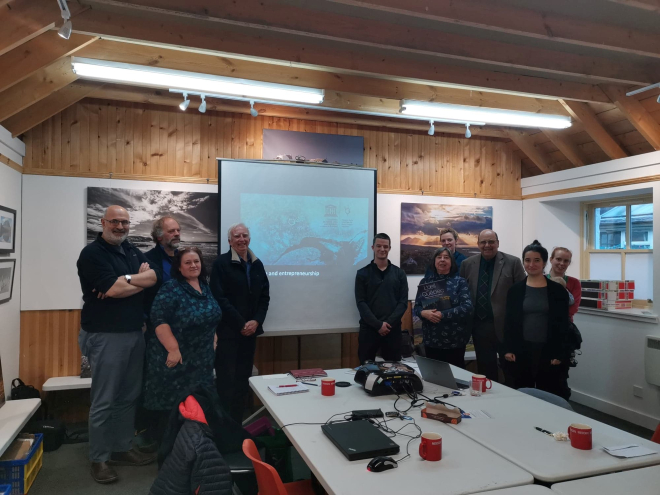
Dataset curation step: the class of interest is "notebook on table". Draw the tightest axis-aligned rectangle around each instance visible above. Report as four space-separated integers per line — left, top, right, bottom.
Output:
289 368 327 379
268 383 309 396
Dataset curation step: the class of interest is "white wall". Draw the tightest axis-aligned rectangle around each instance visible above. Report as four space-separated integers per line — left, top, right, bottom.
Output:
377 193 523 299
0 163 22 388
21 175 216 310
522 154 660 429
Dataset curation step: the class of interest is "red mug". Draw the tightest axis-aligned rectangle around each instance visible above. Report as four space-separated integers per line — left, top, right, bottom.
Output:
419 432 442 461
567 423 592 450
472 374 492 393
321 377 335 396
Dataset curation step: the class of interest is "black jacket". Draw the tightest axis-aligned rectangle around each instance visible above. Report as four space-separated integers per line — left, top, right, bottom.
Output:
210 248 270 340
143 245 170 318
502 278 570 361
149 421 232 495
355 261 409 331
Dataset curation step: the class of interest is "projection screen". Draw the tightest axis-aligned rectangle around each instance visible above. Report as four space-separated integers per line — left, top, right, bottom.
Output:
219 159 377 335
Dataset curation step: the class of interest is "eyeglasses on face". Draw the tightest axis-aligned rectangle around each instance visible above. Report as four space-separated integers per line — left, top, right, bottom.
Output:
104 219 130 226
478 240 497 246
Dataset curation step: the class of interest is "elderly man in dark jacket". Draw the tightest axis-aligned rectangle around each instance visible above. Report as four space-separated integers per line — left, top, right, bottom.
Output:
211 223 270 424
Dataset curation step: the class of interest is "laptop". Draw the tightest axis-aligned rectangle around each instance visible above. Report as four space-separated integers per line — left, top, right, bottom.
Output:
414 355 470 389
321 420 400 461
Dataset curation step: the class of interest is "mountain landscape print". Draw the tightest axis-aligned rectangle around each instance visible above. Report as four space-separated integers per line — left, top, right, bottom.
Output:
400 203 493 275
87 187 218 269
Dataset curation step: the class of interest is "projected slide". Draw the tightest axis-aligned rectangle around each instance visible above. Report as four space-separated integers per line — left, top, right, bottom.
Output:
241 193 368 266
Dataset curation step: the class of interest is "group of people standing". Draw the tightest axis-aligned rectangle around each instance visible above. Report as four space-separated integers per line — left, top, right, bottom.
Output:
77 205 581 485
77 206 269 484
355 228 581 401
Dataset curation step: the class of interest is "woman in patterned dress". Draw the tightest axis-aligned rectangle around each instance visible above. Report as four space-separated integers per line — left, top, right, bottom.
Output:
413 247 474 368
143 247 222 442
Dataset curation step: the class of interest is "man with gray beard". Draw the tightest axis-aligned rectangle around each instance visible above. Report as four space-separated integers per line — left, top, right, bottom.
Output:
77 205 160 484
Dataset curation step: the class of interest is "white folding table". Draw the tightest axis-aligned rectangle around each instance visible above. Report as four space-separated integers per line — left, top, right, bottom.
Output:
478 486 553 494
446 393 660 482
0 399 41 457
551 465 660 495
250 369 533 495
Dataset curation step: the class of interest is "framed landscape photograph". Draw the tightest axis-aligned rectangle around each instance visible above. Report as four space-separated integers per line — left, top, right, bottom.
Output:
0 258 16 305
0 205 16 254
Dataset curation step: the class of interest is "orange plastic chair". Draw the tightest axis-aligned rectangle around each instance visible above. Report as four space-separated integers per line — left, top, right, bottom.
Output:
242 439 315 495
652 424 660 444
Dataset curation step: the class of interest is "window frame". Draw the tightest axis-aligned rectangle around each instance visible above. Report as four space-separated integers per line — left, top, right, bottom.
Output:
581 195 653 305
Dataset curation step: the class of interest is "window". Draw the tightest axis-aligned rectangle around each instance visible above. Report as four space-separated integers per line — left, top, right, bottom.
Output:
584 197 653 302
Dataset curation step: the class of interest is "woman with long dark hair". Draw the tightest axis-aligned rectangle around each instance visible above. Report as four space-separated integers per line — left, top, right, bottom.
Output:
143 247 222 442
502 241 571 399
413 247 473 368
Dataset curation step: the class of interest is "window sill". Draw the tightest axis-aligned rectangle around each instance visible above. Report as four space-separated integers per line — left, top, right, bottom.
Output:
576 307 659 324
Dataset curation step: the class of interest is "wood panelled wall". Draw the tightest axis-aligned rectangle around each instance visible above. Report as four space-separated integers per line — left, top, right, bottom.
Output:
22 99 522 198
19 99 521 391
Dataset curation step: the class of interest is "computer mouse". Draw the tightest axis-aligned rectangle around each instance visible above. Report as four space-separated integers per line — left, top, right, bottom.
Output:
367 456 398 472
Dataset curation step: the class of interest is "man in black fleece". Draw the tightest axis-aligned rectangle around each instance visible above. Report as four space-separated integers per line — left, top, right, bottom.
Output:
355 233 409 363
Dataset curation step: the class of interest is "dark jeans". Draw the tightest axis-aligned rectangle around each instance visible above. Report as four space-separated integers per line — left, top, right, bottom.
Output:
472 319 506 383
358 326 402 363
513 342 571 400
215 336 258 424
424 346 466 369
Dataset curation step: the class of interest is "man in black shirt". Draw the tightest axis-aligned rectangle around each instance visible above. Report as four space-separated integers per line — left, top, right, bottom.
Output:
355 233 409 363
77 205 160 484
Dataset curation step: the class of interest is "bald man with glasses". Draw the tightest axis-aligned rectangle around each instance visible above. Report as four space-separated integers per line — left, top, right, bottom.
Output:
460 229 525 383
77 205 161 484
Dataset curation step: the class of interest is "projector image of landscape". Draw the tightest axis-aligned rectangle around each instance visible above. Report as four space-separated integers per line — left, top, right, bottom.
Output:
241 193 369 266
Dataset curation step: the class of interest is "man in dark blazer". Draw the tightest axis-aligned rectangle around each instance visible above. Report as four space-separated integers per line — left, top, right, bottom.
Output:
211 223 269 424
459 229 525 382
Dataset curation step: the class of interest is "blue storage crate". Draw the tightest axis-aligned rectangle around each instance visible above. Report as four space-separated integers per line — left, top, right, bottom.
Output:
0 434 43 495
0 484 11 495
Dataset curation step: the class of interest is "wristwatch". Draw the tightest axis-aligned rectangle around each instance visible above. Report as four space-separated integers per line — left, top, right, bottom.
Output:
124 274 132 284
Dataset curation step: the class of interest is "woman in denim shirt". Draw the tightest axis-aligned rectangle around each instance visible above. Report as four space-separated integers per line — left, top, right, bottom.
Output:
414 247 473 368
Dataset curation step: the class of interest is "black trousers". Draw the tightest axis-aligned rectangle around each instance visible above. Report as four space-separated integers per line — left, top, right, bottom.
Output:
472 319 506 383
513 342 571 400
358 326 402 364
424 346 466 369
215 335 258 424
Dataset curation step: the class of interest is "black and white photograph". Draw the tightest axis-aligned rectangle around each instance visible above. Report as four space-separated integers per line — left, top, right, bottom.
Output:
263 129 364 165
0 204 17 254
0 258 16 305
86 187 219 269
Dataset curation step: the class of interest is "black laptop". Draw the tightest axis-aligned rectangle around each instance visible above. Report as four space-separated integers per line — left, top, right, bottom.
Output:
414 355 470 389
321 420 400 461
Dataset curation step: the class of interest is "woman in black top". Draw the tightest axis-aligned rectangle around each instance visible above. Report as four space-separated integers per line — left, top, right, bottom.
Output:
502 241 571 400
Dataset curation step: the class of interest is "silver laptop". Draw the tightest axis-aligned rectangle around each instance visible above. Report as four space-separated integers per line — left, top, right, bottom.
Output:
414 355 470 389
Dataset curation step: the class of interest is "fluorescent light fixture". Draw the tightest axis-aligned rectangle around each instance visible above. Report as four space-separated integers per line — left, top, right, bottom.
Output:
199 95 206 113
71 58 324 104
401 100 571 129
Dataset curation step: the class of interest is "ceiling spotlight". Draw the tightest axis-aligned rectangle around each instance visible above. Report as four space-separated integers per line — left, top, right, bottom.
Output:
179 93 190 111
199 95 206 113
428 120 435 136
465 124 471 139
250 100 258 117
58 20 72 40
57 0 72 39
